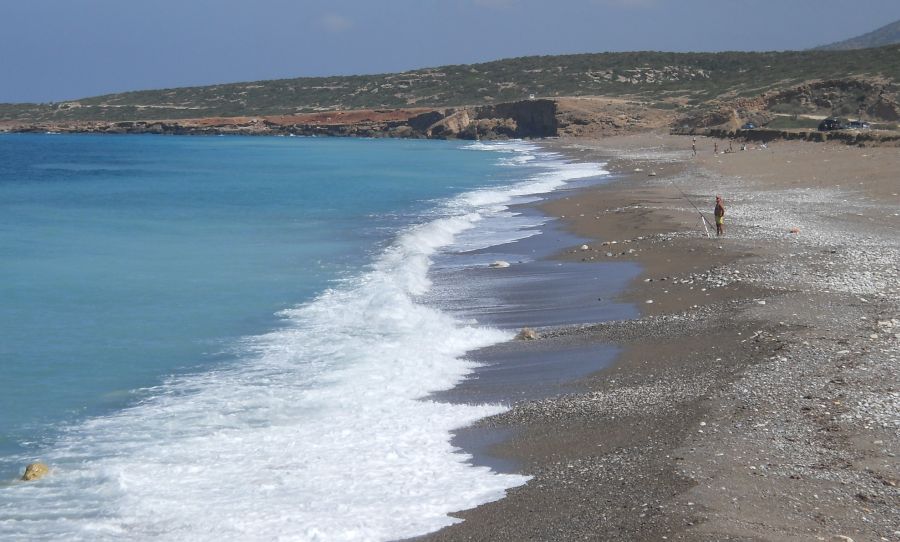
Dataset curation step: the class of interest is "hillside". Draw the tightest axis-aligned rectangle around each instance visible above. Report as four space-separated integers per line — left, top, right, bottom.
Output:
814 19 900 51
1 46 899 124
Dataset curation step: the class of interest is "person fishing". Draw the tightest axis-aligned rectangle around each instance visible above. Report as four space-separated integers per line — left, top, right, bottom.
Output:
669 180 715 238
714 195 726 236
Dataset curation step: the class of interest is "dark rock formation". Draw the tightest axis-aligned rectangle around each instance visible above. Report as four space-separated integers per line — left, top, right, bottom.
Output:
407 111 445 132
476 99 558 138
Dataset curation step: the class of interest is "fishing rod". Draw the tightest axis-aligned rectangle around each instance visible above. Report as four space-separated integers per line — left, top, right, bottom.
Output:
670 180 714 238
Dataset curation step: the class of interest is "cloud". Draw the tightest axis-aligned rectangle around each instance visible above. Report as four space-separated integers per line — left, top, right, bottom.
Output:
317 13 354 33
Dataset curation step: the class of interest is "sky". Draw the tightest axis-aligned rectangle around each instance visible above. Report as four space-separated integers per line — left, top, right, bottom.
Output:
2 0 899 103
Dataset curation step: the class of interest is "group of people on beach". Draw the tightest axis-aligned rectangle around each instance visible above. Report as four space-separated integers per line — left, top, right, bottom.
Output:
694 136 763 156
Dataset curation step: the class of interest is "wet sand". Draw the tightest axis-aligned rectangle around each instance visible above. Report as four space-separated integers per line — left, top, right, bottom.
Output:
421 134 899 541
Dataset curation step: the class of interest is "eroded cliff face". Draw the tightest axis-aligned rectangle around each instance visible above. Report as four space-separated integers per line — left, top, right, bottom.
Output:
0 100 560 140
553 97 678 137
475 99 559 138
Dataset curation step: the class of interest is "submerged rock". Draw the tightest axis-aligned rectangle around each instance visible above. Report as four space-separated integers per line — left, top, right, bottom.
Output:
21 462 50 481
489 260 510 268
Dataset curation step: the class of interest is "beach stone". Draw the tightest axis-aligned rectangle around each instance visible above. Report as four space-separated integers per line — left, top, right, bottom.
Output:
830 536 854 542
516 327 539 341
489 260 510 268
21 462 50 481
580 244 589 250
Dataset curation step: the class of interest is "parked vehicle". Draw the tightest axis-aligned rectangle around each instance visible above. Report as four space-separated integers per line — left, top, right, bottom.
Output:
741 122 757 130
847 120 870 130
817 118 843 131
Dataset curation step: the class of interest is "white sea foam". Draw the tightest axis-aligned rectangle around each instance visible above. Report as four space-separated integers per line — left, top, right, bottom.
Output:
0 141 608 542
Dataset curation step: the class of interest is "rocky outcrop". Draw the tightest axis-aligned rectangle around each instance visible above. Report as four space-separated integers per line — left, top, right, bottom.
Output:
407 111 445 133
676 107 741 131
674 79 900 133
761 79 899 120
476 99 558 138
555 97 677 137
21 462 50 481
703 127 900 147
427 109 472 138
869 96 900 121
410 100 557 139
665 77 900 146
0 99 559 140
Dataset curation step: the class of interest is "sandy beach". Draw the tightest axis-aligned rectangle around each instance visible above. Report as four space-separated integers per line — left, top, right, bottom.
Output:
422 134 899 541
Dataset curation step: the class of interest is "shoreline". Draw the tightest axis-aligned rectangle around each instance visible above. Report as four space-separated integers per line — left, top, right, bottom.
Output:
424 133 899 540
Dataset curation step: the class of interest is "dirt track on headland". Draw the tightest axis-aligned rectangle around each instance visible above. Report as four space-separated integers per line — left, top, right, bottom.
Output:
422 134 899 541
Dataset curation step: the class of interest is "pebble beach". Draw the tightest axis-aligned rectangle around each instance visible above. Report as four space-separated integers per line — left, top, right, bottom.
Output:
422 133 899 541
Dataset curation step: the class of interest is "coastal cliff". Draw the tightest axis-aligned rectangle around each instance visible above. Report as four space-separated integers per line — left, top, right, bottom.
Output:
0 100 560 140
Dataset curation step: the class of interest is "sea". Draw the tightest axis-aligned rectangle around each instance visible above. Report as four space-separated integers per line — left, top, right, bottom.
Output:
0 133 610 541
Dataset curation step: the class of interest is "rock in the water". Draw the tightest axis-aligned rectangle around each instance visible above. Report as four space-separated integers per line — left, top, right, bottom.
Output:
580 244 590 250
489 260 510 268
22 462 50 481
516 327 539 340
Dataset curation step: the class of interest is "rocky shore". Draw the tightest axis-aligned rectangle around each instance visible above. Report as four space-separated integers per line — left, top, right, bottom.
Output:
422 134 899 541
0 99 560 140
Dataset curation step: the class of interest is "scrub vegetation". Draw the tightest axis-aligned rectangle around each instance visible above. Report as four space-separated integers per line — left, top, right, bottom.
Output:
1 46 898 123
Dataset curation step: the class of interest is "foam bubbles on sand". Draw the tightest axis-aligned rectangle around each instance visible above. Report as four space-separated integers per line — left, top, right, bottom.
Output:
0 141 608 541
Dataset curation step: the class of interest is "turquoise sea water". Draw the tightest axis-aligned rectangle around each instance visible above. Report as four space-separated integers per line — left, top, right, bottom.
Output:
0 135 507 457
0 134 610 541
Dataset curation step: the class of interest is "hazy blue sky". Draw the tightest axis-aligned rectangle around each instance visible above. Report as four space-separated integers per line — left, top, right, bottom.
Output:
2 0 898 103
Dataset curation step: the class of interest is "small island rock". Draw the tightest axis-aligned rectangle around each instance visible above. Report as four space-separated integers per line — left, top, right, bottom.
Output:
22 462 50 481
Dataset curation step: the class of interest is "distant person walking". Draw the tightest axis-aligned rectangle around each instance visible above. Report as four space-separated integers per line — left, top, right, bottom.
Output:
714 195 726 236
714 141 718 154
692 138 697 157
